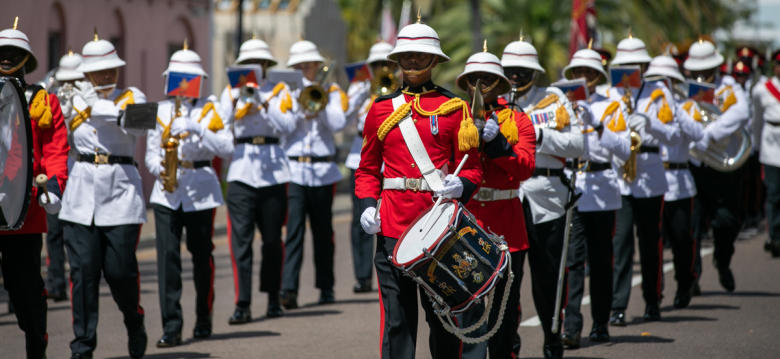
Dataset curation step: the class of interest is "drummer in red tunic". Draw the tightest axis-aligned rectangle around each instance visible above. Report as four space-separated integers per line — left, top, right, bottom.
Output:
456 43 537 358
355 18 482 359
0 19 69 359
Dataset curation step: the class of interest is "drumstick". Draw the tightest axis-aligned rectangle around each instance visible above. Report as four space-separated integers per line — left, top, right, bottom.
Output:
419 154 469 232
374 197 382 221
35 174 50 203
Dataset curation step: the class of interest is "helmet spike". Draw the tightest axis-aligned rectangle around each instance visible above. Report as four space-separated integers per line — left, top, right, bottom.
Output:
483 39 487 52
588 38 593 50
698 36 703 44
13 17 18 30
519 28 524 42
94 27 99 41
183 38 188 51
628 27 633 39
252 31 258 40
416 6 422 24
68 47 73 57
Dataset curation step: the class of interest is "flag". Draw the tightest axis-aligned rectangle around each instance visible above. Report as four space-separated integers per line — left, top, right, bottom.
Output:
687 81 715 102
381 2 397 45
226 65 262 89
165 72 202 99
345 62 372 83
398 1 412 31
552 79 589 102
610 67 642 89
569 0 596 59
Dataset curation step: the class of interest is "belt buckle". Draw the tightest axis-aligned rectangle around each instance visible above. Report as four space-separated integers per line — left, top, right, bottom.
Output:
405 178 420 192
180 161 194 169
252 136 266 145
478 189 492 201
300 156 312 163
94 154 109 165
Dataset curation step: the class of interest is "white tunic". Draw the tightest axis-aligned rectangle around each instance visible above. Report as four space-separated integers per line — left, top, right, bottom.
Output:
575 91 631 212
146 97 234 212
690 75 750 168
509 86 585 224
59 87 148 226
283 78 347 187
752 76 780 168
661 100 703 201
608 81 679 198
345 80 372 170
220 82 295 188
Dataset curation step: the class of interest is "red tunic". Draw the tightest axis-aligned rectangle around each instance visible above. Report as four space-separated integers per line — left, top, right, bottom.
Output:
0 91 69 235
355 84 482 239
465 100 536 252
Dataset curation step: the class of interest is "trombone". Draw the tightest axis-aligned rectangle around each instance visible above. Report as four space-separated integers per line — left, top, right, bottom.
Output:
621 82 643 184
299 60 336 113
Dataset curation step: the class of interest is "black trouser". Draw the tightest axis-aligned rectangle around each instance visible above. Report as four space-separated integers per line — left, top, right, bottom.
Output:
350 170 374 282
0 235 48 359
45 213 67 294
153 205 215 334
662 198 696 295
63 222 144 356
742 153 766 226
282 183 335 292
522 198 567 341
564 209 615 334
612 195 664 309
765 164 780 245
691 195 705 284
487 250 524 359
226 182 287 307
690 165 743 269
375 235 468 359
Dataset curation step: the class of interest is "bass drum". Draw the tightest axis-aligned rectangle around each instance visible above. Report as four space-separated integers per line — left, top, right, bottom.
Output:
0 77 34 230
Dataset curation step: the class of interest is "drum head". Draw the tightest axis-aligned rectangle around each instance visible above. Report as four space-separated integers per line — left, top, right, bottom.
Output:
0 77 34 230
395 201 458 265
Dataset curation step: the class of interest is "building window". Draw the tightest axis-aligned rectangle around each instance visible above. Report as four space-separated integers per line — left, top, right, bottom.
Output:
278 0 291 10
47 32 61 71
257 0 272 10
216 0 234 11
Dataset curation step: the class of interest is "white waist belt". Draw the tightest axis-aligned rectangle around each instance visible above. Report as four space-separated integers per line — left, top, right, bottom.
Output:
383 177 433 192
473 187 519 202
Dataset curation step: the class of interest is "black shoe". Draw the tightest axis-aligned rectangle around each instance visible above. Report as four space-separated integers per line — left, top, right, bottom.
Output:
561 331 581 349
156 332 182 347
228 306 252 324
674 292 692 309
128 324 148 359
771 240 780 258
267 291 284 318
543 338 564 359
319 289 336 305
589 324 610 342
353 279 372 293
70 354 92 359
714 261 735 292
279 291 299 310
765 238 773 252
644 304 661 321
193 323 212 339
609 309 626 326
692 282 701 296
7 300 14 314
47 289 68 302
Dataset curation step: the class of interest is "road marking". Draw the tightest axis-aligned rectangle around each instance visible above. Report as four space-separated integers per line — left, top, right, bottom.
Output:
520 247 715 327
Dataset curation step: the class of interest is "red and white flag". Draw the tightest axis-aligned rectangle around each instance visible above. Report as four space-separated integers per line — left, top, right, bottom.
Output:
569 0 596 58
381 2 398 45
398 0 412 32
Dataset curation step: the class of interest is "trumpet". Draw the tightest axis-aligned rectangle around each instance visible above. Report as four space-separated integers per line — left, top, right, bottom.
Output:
240 83 260 106
299 60 335 114
622 85 642 184
371 66 398 97
160 97 183 193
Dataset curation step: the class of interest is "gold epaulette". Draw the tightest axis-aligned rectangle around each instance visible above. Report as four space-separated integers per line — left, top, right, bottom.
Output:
645 89 673 123
197 102 225 133
601 101 626 132
329 84 349 112
114 89 135 110
682 100 702 122
30 90 52 129
717 86 737 112
70 107 91 132
496 108 519 145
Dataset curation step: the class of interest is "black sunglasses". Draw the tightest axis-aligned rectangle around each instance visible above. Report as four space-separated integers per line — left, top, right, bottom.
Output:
503 67 535 78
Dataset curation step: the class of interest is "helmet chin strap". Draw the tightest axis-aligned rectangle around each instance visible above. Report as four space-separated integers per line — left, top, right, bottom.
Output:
0 53 29 75
87 70 119 98
586 74 602 88
513 77 535 93
400 56 437 77
467 77 501 93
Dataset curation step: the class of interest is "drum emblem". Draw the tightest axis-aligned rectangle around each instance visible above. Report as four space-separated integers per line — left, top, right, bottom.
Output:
452 252 478 279
438 281 457 296
472 271 484 284
478 238 492 254
458 226 477 238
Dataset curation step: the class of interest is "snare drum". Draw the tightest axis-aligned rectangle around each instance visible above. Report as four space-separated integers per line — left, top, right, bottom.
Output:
392 201 508 314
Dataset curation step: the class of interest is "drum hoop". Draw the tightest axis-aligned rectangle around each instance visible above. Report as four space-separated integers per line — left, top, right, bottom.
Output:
0 78 34 230
449 250 509 314
392 201 461 269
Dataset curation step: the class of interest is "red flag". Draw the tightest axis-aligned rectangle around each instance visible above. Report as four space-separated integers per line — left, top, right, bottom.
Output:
569 0 596 59
381 3 397 45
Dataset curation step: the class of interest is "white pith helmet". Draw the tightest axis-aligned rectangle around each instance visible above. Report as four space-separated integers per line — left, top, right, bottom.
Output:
683 39 724 71
563 48 609 85
76 28 126 73
0 17 38 73
236 38 277 66
501 36 545 73
456 43 511 95
55 49 84 81
366 41 394 64
611 35 653 66
645 55 685 83
387 19 450 63
286 40 325 67
163 40 208 78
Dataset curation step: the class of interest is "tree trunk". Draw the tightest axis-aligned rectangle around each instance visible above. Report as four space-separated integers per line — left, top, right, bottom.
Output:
470 0 482 53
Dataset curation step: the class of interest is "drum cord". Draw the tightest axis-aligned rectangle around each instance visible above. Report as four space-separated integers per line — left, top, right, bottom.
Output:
436 253 514 344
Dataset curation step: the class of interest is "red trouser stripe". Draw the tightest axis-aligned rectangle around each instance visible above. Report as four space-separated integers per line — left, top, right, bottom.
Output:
657 201 664 301
377 272 385 358
135 224 145 315
208 208 216 312
226 206 240 305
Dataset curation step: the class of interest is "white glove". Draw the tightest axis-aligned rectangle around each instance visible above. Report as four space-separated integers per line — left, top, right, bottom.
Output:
435 174 464 199
580 107 600 129
691 134 711 153
360 207 381 234
170 117 204 137
482 118 500 142
74 81 98 108
38 193 62 215
628 113 649 131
